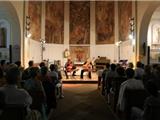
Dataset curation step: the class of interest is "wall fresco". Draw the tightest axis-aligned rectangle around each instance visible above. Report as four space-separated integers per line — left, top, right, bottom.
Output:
96 1 115 44
45 1 64 44
118 1 132 41
28 1 42 41
70 1 90 44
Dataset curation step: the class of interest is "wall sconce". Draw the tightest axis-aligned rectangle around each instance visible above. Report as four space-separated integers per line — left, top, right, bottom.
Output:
25 16 32 38
129 17 135 40
40 38 46 61
115 41 122 62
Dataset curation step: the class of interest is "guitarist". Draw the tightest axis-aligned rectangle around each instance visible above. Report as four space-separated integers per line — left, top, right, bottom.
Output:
80 59 92 79
64 58 76 79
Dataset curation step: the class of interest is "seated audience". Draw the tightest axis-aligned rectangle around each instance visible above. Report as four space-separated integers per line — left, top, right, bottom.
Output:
39 62 46 68
131 80 160 120
142 65 153 86
105 63 117 104
0 67 6 87
40 66 57 115
48 64 64 98
117 68 144 112
22 60 34 81
80 59 92 79
0 60 6 70
127 62 134 69
151 65 160 90
0 66 32 117
101 63 110 95
112 66 126 112
134 61 144 80
24 67 47 120
64 58 76 79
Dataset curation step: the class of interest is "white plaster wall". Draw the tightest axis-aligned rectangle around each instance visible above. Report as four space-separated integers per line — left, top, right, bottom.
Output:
10 0 24 62
120 40 134 62
29 39 41 63
43 44 69 66
94 44 116 63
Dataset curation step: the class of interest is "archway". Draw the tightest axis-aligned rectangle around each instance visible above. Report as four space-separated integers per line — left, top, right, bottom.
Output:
0 1 21 63
148 7 160 64
139 2 160 64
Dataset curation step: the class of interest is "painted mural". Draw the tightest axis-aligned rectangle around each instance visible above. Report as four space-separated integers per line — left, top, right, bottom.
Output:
28 1 41 41
118 1 132 41
70 46 90 62
70 1 90 44
45 1 64 44
96 1 115 44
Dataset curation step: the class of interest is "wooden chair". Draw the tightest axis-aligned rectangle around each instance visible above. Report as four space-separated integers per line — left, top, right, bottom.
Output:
124 89 149 120
0 104 27 120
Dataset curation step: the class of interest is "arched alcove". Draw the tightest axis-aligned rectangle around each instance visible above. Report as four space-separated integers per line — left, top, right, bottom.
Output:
139 2 160 64
0 1 21 62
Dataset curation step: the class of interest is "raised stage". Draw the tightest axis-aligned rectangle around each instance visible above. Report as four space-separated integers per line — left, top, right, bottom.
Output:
62 71 98 84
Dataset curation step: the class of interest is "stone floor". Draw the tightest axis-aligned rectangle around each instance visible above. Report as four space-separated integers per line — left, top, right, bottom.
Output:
48 84 119 120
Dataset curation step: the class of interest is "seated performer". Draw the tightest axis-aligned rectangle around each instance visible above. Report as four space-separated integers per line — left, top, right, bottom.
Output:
80 59 92 79
64 58 76 79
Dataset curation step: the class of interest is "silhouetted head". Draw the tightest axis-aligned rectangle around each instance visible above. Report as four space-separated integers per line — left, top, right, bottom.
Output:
50 64 57 71
126 68 135 79
39 62 45 68
136 61 142 68
106 63 110 69
0 60 6 66
110 64 116 71
28 60 34 67
116 66 125 76
40 66 48 76
15 61 21 67
29 67 40 78
128 62 134 69
0 67 3 78
6 66 20 85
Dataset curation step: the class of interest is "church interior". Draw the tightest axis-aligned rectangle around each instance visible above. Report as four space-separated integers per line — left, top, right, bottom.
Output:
0 1 160 120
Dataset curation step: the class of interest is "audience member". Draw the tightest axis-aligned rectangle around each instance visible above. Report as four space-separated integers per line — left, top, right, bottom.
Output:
134 61 144 80
128 62 134 69
101 63 110 95
40 66 57 115
48 64 64 98
143 65 152 86
0 67 5 87
117 68 144 111
24 67 47 119
22 60 34 80
105 63 117 104
131 80 160 120
0 66 32 117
